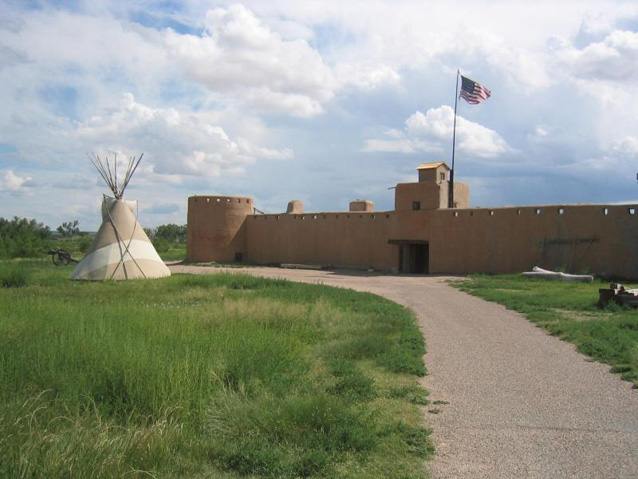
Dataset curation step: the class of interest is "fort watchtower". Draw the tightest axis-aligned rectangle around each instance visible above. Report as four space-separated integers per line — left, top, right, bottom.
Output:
395 162 469 211
186 195 253 263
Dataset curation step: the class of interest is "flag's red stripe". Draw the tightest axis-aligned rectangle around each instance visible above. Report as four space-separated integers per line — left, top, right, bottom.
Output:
459 75 491 105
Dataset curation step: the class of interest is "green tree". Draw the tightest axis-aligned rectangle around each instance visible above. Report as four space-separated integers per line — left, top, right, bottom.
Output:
144 227 157 240
0 217 52 258
56 220 80 237
154 224 187 243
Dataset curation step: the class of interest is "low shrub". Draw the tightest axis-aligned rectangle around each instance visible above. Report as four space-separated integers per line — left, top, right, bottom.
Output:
0 264 28 288
152 237 170 253
78 235 93 253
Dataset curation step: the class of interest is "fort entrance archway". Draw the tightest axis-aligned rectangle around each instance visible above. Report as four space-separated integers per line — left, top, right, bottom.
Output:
391 240 429 274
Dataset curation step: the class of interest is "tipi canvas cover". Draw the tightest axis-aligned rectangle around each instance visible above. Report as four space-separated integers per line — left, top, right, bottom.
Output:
71 153 170 281
71 196 171 280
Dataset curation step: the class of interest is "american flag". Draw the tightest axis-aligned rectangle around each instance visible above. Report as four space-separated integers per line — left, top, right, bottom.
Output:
460 75 491 104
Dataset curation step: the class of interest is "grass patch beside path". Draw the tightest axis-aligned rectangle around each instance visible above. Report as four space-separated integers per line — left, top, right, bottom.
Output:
0 260 431 478
452 274 638 387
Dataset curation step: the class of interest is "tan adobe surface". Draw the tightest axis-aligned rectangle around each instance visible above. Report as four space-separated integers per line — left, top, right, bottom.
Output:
417 162 449 170
187 163 638 278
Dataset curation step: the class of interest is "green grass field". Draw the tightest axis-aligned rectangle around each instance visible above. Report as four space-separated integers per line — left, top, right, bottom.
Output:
0 260 431 478
453 275 638 387
157 243 187 262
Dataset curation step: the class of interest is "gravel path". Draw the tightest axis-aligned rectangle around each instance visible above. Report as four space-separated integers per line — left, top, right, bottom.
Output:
170 265 638 478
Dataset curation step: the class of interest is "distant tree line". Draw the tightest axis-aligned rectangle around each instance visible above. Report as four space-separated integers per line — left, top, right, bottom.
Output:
0 217 186 259
144 224 187 253
144 224 187 243
0 217 52 259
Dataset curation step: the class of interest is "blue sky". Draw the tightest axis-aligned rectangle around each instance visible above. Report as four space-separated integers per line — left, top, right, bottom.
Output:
1 0 637 230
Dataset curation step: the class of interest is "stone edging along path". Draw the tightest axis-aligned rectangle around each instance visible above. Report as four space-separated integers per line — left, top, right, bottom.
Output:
169 265 638 479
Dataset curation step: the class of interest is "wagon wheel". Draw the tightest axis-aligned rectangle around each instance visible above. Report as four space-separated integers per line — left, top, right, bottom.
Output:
53 250 71 266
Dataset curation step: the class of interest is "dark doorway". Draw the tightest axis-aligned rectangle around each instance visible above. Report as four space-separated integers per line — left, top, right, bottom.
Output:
392 241 429 274
411 244 429 274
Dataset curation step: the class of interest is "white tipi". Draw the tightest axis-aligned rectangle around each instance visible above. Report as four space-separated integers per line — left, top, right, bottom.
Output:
71 154 171 281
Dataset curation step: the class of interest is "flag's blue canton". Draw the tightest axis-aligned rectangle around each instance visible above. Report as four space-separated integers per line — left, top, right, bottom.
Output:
460 75 491 104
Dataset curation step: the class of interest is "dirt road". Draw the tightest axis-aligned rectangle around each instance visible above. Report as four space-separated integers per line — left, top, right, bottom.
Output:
170 265 638 478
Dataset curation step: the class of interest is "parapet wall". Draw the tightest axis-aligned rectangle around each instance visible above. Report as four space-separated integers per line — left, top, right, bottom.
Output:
187 194 638 278
245 212 397 270
187 195 253 263
428 204 638 278
242 203 638 278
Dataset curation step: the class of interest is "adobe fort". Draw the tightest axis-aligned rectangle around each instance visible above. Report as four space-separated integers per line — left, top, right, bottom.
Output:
187 162 638 278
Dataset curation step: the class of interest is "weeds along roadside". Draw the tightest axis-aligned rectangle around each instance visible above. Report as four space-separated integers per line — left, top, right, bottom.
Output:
0 260 432 479
452 274 638 387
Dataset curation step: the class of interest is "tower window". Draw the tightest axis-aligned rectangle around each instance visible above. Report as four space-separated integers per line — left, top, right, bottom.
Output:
412 201 421 211
440 172 446 181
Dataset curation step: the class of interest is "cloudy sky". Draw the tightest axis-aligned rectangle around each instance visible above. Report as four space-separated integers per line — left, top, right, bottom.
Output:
1 0 638 230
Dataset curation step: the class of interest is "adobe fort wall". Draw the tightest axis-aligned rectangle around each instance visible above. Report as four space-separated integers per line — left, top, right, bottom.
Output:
238 204 638 277
245 212 397 269
187 195 253 263
427 204 638 278
186 163 638 278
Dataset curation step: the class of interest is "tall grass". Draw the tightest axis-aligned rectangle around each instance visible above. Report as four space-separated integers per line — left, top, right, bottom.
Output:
454 275 638 386
0 262 29 288
0 261 431 478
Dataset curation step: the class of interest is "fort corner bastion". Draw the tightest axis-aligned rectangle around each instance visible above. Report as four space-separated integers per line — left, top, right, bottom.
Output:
187 162 638 278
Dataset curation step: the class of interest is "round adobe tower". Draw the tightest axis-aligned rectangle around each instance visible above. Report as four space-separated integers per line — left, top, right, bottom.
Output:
187 195 253 263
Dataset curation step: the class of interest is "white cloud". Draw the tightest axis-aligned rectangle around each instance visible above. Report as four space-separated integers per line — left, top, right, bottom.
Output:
164 4 337 117
555 30 638 82
0 8 167 89
365 106 510 159
530 127 549 141
450 27 550 90
546 28 638 146
1 1 638 225
0 169 31 192
144 202 180 215
75 93 293 178
334 62 400 90
611 136 638 158
363 138 428 154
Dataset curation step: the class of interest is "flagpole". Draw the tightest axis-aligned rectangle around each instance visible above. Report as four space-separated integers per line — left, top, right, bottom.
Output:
449 69 460 209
